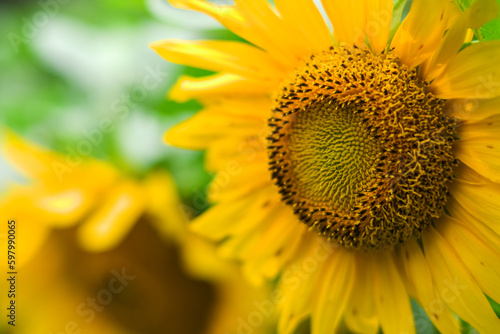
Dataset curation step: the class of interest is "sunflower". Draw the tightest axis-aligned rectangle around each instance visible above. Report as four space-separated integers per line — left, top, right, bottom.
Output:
153 0 500 332
0 205 275 334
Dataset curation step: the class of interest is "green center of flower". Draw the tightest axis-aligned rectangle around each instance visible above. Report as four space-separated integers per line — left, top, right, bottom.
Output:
267 46 458 250
289 100 381 211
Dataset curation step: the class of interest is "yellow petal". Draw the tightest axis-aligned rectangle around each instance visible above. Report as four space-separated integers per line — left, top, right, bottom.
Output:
344 253 379 334
3 130 119 194
449 96 500 122
274 0 332 53
198 96 272 118
168 73 272 103
431 40 500 99
422 0 499 81
165 106 266 150
465 28 475 43
78 180 145 252
241 254 277 285
221 208 307 285
168 0 289 65
451 165 500 236
2 130 66 182
312 249 355 334
216 202 289 260
142 171 186 242
0 191 51 267
190 185 277 241
399 240 461 334
447 196 500 255
151 39 286 83
422 227 500 333
233 0 314 65
36 188 92 228
321 0 367 47
391 0 451 68
76 159 120 192
456 114 500 182
180 233 232 282
168 0 314 69
436 214 500 304
208 161 271 203
372 251 415 334
269 223 311 281
205 136 267 172
366 0 393 54
17 220 50 268
237 206 302 261
278 236 326 334
421 14 468 81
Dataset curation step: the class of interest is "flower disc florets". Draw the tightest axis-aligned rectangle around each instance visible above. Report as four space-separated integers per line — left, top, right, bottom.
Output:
267 46 458 250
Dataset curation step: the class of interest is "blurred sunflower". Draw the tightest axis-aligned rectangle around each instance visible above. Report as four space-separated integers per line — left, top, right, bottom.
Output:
0 130 276 334
0 205 274 334
0 130 185 259
152 0 500 333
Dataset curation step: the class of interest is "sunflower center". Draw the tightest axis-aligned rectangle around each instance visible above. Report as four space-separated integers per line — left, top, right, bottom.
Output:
267 46 458 250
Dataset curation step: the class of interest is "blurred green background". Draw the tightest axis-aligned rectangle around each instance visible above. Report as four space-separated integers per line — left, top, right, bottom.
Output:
0 0 244 211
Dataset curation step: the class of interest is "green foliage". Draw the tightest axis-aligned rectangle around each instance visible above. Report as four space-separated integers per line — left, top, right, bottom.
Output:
488 295 500 318
455 0 500 41
63 0 150 27
388 0 412 44
0 1 224 201
481 0 500 41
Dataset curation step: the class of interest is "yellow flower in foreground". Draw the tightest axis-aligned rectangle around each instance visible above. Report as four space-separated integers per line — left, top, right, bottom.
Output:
152 0 500 333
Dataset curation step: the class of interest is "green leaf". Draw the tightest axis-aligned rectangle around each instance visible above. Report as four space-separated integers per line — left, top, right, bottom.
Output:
411 299 439 334
388 0 413 45
481 0 500 41
455 0 500 41
487 295 500 318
